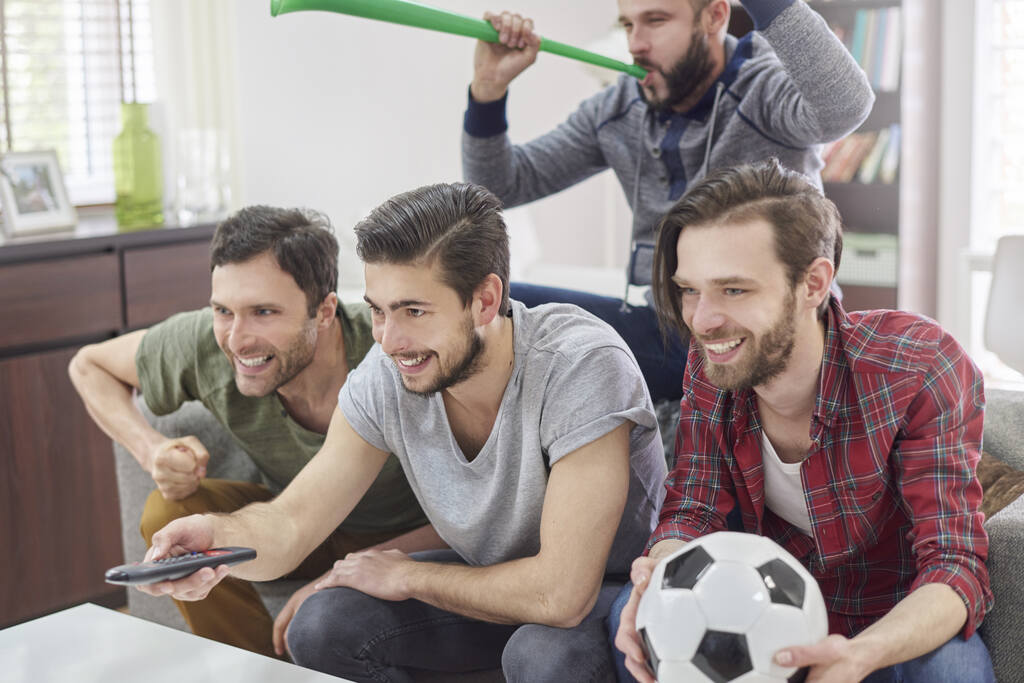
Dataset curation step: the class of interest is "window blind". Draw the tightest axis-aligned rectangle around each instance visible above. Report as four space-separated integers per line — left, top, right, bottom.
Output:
0 0 155 205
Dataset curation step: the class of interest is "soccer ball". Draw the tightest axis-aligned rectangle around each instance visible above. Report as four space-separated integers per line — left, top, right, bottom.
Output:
635 531 828 682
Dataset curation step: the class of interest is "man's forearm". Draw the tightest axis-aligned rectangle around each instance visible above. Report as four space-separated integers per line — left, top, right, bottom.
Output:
848 583 968 674
462 90 605 209
214 423 395 583
400 554 599 628
210 501 312 581
69 352 164 471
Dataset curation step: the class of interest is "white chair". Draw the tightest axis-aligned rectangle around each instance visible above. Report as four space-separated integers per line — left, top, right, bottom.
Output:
984 235 1024 375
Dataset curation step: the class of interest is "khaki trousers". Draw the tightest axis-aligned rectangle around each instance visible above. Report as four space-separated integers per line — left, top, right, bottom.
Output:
139 478 405 659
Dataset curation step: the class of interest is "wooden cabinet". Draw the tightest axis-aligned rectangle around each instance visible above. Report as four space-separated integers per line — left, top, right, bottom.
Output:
0 254 121 349
0 347 122 624
0 223 215 627
123 241 212 329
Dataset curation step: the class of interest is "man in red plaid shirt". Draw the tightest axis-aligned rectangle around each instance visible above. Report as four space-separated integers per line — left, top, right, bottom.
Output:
613 159 994 683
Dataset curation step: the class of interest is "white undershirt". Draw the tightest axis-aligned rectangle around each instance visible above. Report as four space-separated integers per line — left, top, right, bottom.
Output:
760 432 813 535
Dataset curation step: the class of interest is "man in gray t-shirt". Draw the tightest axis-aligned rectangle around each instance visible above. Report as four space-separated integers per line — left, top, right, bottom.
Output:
138 182 667 682
341 299 666 576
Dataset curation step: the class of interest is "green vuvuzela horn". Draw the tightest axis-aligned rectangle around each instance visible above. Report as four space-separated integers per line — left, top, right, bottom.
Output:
270 0 646 79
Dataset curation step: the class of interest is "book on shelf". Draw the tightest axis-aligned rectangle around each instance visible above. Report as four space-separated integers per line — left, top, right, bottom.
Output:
861 9 879 84
822 123 900 185
849 8 869 67
823 132 875 183
879 6 902 92
877 123 901 184
857 127 890 184
825 5 902 92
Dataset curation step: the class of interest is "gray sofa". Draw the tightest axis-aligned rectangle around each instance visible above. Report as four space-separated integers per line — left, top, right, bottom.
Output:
114 390 1024 681
976 387 1024 681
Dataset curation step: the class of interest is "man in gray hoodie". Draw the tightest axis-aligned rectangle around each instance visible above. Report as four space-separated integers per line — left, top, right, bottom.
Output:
462 0 874 402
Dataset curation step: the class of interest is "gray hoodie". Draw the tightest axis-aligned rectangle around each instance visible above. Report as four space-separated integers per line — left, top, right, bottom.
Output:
462 0 874 287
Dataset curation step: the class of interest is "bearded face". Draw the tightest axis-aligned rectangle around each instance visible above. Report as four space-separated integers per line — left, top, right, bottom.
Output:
635 23 715 114
691 287 798 392
393 310 485 397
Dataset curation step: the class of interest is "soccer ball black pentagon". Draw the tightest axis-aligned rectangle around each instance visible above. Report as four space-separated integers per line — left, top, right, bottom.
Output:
635 531 827 682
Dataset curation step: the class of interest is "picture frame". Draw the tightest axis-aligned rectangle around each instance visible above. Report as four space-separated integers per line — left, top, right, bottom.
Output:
0 150 77 237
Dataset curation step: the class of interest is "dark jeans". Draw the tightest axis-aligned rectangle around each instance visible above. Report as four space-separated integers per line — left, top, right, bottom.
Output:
287 549 625 683
607 582 996 683
510 283 687 404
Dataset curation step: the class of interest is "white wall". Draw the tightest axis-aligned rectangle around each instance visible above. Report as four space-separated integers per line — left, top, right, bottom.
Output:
229 1 633 291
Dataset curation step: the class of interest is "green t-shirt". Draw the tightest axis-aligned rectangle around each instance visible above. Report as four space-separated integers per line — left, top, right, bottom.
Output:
135 302 427 535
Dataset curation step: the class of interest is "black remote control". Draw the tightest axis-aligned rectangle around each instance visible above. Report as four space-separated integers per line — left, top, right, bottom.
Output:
104 547 257 585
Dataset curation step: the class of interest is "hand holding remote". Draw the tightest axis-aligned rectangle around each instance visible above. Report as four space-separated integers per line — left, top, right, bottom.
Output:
132 513 238 601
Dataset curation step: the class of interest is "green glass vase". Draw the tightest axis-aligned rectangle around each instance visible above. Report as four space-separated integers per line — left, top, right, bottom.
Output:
113 102 164 230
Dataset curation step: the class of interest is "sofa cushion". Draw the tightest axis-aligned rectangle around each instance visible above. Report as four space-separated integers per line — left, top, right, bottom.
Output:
978 450 1024 520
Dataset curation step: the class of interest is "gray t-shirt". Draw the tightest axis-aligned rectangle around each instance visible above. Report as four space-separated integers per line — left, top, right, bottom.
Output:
339 300 667 575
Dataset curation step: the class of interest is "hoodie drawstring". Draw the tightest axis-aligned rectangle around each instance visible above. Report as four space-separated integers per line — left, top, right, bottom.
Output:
700 82 725 178
621 106 648 313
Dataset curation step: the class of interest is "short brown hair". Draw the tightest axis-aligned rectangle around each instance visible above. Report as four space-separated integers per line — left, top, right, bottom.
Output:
354 183 511 316
210 206 338 317
652 159 843 339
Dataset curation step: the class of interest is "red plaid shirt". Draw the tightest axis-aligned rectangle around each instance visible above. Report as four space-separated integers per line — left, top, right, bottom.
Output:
650 299 993 638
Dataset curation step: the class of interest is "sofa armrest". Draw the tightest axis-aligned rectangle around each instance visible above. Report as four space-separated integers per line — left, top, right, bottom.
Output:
980 492 1024 680
984 388 1024 470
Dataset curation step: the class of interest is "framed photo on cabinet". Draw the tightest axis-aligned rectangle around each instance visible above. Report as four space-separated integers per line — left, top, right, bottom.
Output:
0 150 77 237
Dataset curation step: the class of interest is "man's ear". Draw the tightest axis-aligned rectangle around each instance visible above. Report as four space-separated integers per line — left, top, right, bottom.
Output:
803 257 835 312
316 291 339 329
473 273 505 326
702 0 731 36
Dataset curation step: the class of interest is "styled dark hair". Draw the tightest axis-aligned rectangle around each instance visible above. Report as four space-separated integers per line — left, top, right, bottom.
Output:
210 205 338 317
652 158 843 339
354 183 511 316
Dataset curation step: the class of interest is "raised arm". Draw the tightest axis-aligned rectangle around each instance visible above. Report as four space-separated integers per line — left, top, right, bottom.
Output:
316 421 633 627
740 0 874 144
462 9 610 208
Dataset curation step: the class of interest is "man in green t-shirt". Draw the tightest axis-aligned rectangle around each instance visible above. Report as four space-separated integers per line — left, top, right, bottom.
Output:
69 206 434 658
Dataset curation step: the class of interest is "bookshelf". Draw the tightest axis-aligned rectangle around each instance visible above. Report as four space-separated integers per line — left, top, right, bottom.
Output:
729 0 912 312
814 0 903 311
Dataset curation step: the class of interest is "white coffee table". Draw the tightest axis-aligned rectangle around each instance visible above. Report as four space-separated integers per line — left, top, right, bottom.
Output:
0 602 352 682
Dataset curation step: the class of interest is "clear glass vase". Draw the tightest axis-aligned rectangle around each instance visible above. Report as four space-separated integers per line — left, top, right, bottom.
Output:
113 102 164 230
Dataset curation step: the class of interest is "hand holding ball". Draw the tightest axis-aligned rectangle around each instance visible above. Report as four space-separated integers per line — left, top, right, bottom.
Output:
636 532 828 682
